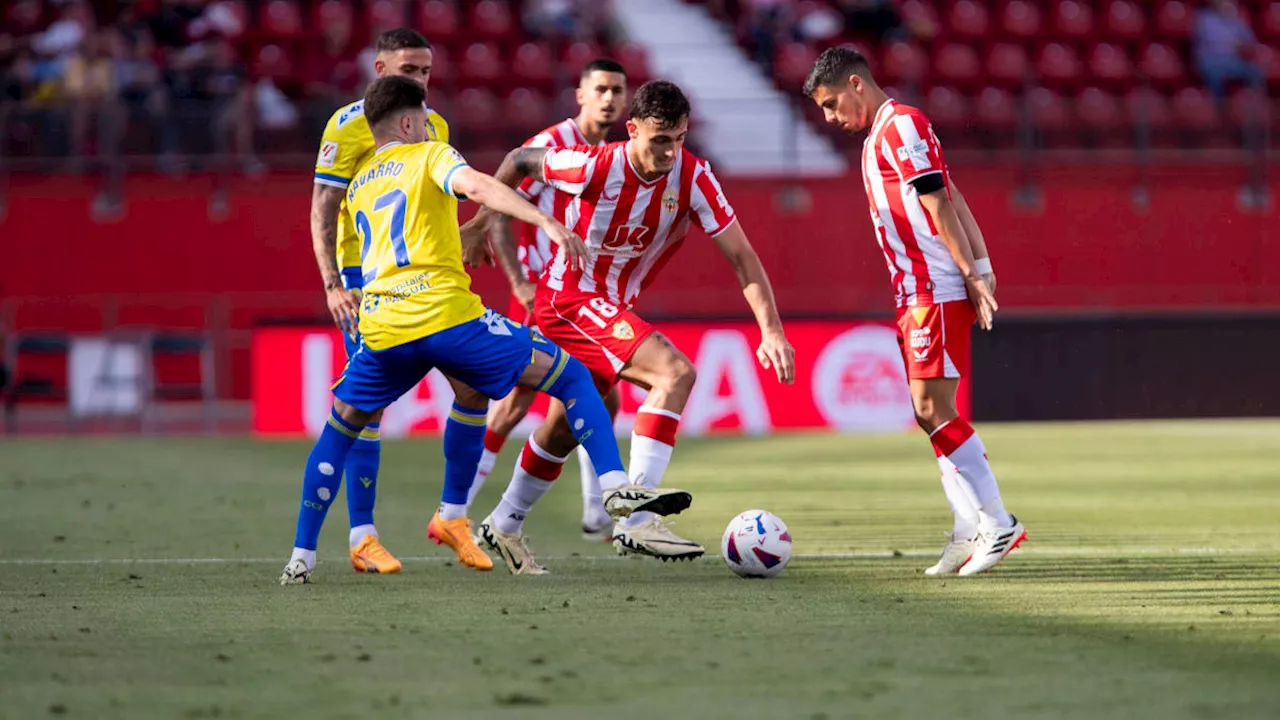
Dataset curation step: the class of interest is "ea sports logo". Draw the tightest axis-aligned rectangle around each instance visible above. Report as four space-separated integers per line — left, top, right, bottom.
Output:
811 326 914 431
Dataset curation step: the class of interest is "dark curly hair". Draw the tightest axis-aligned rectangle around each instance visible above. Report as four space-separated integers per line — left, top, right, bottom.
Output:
802 47 873 97
630 80 690 130
376 28 432 53
364 75 426 129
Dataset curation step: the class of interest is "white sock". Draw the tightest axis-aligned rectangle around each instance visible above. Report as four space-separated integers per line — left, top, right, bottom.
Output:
290 547 316 570
629 435 674 487
933 422 1013 528
577 446 609 526
437 502 468 521
349 523 377 549
597 469 629 491
468 449 499 506
936 458 980 540
619 510 654 528
492 438 565 534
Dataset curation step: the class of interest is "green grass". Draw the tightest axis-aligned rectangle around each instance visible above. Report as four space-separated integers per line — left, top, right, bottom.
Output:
2 420 1279 719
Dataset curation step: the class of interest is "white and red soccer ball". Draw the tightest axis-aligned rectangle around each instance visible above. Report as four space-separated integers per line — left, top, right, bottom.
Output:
721 510 792 578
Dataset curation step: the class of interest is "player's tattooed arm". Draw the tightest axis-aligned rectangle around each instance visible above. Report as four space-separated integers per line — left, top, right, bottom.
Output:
450 167 588 270
310 183 360 339
711 220 796 385
495 147 550 186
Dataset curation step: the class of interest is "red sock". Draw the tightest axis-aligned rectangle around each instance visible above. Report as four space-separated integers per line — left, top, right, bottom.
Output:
484 427 507 454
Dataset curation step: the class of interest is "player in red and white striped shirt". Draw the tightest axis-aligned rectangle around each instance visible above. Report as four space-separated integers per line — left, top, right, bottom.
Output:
804 47 1024 577
466 59 628 546
469 81 795 569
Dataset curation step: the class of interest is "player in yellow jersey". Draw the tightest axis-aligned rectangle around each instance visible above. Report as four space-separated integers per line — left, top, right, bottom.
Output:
308 29 448 575
281 77 696 584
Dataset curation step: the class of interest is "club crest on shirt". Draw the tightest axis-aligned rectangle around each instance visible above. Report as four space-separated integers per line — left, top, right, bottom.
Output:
612 320 635 341
662 188 679 214
910 306 929 326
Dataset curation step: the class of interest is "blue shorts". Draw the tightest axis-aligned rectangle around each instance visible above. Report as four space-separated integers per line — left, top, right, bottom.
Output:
333 309 555 413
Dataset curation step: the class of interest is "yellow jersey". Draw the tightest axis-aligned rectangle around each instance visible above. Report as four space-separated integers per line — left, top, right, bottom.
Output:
345 141 485 350
313 99 450 282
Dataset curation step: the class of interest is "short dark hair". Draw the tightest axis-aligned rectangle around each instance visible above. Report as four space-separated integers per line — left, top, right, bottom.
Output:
630 80 690 130
803 47 872 97
364 75 425 129
376 28 431 53
581 57 626 79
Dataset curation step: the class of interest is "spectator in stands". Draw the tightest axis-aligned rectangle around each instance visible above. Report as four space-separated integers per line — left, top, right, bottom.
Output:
304 21 360 106
795 2 843 43
741 0 792 74
63 28 118 163
199 38 259 173
1194 0 1263 99
114 24 166 152
837 0 914 42
524 0 592 40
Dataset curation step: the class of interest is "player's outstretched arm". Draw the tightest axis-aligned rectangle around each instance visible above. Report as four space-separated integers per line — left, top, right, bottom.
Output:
494 147 551 187
711 220 796 384
948 181 995 295
310 184 360 339
449 166 587 270
918 188 998 330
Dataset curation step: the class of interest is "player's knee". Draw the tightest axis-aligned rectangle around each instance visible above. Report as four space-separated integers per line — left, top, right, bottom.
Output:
369 407 385 424
535 418 579 457
334 399 374 429
490 390 534 433
657 354 697 395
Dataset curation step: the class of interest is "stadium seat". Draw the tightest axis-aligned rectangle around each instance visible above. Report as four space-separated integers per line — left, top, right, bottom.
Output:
471 0 516 39
1036 43 1083 88
513 43 554 89
934 43 981 87
1262 4 1280 41
1075 87 1124 131
417 0 461 41
1027 87 1071 133
974 86 1018 129
1052 1 1094 39
366 0 407 31
1139 43 1186 89
563 41 606 73
1088 43 1135 89
428 45 453 85
314 0 353 32
1172 87 1220 131
253 43 296 82
898 1 939 37
504 88 553 133
1227 87 1269 128
612 42 651 82
923 85 969 130
986 42 1031 86
947 0 989 39
454 87 502 133
1001 1 1043 39
1257 45 1280 84
880 42 927 84
460 42 503 87
259 0 303 38
775 42 820 88
1154 1 1193 39
1104 0 1146 40
1124 87 1173 132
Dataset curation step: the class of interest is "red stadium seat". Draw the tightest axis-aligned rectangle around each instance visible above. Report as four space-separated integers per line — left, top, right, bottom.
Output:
1001 1 1043 39
1154 1 1193 39
454 88 502 132
314 0 353 32
1027 87 1070 132
563 41 606 73
1088 43 1135 88
947 0 989 38
1075 87 1124 130
986 42 1030 85
1104 0 1146 40
975 86 1017 129
504 88 553 133
427 45 453 84
881 42 927 84
418 0 461 41
366 0 407 32
1052 1 1093 39
1261 4 1280 41
775 42 820 88
1257 45 1280 83
612 42 651 81
254 43 296 81
1124 87 1173 130
923 86 969 129
460 42 503 86
1228 87 1269 127
898 1 939 36
1172 87 1219 131
934 43 981 87
259 0 302 38
471 0 516 39
1036 43 1083 88
1139 43 1186 88
513 43 554 84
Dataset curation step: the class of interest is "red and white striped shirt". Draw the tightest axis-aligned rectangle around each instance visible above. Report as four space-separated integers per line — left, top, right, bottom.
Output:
538 142 737 306
861 99 966 309
515 119 606 280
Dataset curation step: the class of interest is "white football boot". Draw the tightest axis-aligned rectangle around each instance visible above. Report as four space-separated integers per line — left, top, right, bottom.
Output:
924 533 976 576
958 516 1027 576
612 516 705 561
475 514 549 575
278 558 312 585
602 484 692 519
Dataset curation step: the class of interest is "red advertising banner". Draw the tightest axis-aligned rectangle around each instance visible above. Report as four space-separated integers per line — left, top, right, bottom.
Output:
252 321 970 438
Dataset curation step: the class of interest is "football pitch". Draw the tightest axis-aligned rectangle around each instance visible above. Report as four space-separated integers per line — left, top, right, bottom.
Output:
2 420 1278 719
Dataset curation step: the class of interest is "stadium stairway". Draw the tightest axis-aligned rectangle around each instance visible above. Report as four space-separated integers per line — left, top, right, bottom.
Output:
612 0 847 177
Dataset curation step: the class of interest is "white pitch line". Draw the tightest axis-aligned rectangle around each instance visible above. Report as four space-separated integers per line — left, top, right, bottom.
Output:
0 547 1275 566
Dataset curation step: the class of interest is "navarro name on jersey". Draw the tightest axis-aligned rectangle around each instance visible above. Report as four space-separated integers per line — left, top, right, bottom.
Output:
348 160 406 204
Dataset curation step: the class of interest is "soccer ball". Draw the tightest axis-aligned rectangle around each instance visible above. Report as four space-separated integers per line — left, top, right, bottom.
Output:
721 510 792 578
